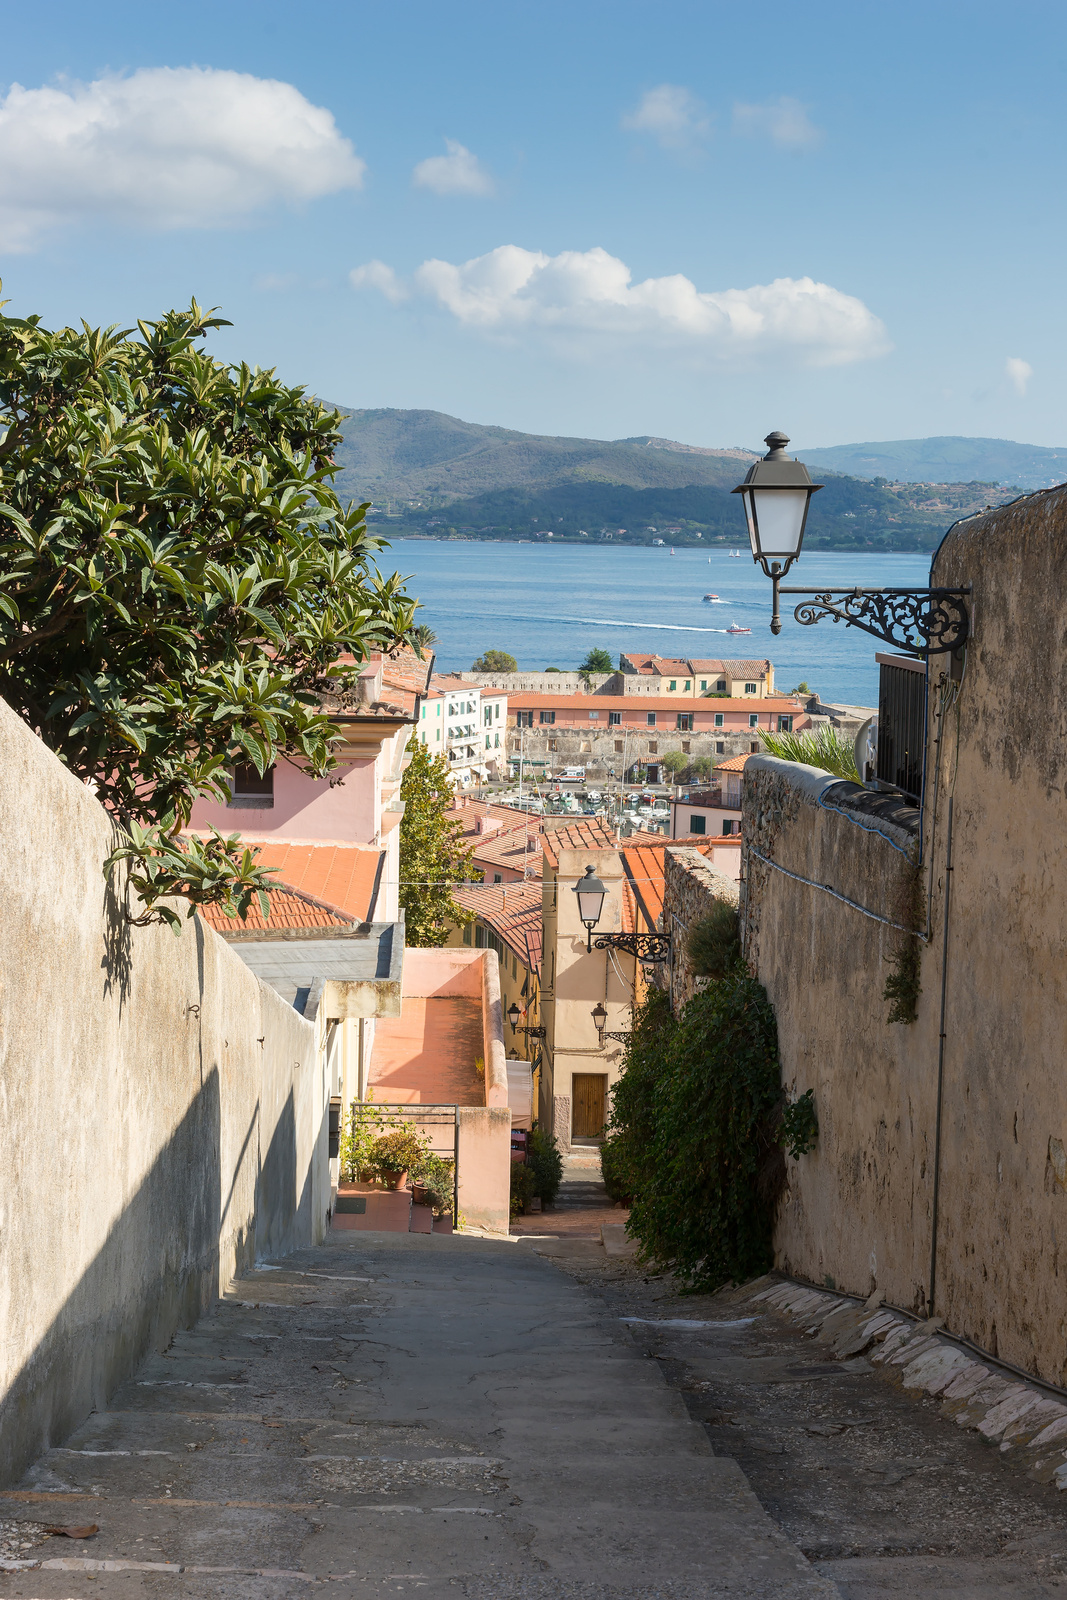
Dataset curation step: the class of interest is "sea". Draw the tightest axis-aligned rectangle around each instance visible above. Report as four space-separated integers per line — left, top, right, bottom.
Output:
382 540 941 709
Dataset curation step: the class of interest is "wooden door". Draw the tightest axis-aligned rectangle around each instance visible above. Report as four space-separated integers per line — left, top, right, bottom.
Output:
572 1074 607 1139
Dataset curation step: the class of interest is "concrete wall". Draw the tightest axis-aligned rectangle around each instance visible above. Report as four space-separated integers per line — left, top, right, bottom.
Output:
744 483 1067 1386
0 697 326 1485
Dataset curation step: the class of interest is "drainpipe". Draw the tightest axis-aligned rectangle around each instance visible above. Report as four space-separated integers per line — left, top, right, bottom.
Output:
928 795 954 1316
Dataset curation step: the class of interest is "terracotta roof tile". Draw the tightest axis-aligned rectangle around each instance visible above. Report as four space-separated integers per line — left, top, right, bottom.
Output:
214 840 387 923
541 819 616 868
453 881 543 975
200 881 354 935
716 753 755 773
472 830 544 875
444 800 534 843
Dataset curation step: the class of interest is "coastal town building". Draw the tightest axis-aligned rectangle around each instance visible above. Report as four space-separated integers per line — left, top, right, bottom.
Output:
420 675 509 787
669 755 755 839
461 656 777 700
507 691 808 782
448 881 543 1068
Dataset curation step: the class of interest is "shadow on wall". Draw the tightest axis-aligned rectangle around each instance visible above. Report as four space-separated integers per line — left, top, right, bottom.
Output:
0 1069 325 1489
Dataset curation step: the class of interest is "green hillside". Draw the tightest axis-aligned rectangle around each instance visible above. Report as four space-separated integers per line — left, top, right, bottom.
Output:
330 408 755 503
799 435 1067 491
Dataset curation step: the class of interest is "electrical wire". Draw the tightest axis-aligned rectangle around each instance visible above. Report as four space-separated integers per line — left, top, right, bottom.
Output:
745 843 924 937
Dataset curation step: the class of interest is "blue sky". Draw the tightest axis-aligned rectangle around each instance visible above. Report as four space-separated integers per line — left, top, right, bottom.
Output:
2 0 1065 451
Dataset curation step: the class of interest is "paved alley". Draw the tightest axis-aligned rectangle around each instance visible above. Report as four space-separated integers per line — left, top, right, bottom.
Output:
0 1230 835 1600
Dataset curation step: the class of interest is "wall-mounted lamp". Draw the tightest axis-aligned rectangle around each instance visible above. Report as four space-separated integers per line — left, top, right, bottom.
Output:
733 432 970 655
506 1000 546 1040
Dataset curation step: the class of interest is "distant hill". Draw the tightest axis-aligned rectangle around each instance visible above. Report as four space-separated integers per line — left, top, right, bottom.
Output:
329 408 756 504
798 436 1067 492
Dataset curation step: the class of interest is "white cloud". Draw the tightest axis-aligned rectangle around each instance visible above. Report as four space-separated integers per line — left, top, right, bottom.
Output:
0 66 365 249
732 96 822 150
621 85 711 151
348 260 408 304
1006 356 1033 396
412 139 494 197
351 244 889 367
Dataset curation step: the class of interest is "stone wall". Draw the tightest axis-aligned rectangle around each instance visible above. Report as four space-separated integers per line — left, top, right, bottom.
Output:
0 697 326 1485
506 724 758 777
744 483 1067 1387
660 847 741 1013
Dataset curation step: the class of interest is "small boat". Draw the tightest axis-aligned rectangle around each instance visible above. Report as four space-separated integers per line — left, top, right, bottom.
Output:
726 623 752 634
729 549 743 557
702 593 719 602
670 546 675 555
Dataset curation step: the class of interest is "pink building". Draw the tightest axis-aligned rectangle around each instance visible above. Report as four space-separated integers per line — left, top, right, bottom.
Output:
189 649 432 921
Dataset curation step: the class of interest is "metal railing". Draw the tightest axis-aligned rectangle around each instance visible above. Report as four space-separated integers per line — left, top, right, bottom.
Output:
877 657 926 803
368 1103 459 1219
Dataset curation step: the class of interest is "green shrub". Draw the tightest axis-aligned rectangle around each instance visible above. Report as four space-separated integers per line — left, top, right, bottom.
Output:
510 1162 536 1216
371 1128 428 1178
687 903 741 979
759 725 859 781
778 1089 818 1158
339 1095 395 1182
606 981 784 1292
415 1151 455 1215
527 1126 563 1207
600 1138 634 1205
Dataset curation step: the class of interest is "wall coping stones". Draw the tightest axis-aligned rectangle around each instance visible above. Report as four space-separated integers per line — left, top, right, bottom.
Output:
749 1276 1067 1492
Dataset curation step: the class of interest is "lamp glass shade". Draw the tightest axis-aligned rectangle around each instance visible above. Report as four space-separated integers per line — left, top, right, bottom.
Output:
572 865 607 929
750 488 811 559
740 489 758 556
591 1002 608 1031
507 1002 520 1028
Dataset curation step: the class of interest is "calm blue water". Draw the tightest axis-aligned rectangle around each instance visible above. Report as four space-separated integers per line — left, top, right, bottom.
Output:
382 541 938 708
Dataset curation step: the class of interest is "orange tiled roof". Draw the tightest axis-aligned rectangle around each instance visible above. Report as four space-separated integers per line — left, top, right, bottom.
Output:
454 881 543 976
506 692 800 712
321 647 432 722
716 753 756 773
200 881 354 935
688 659 772 677
227 841 386 923
444 800 534 843
622 654 772 678
472 829 543 875
541 819 616 869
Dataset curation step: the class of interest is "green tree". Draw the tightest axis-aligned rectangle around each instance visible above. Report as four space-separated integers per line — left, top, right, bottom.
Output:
578 647 613 674
471 649 517 672
0 294 416 929
412 623 438 657
398 737 480 945
658 750 689 777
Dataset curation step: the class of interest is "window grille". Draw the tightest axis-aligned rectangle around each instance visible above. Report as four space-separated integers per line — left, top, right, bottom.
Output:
877 654 926 803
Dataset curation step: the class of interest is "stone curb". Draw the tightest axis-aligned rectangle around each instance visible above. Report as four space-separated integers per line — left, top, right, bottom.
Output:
749 1280 1067 1491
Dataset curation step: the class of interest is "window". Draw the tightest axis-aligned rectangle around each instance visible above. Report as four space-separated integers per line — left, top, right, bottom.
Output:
684 680 690 691
681 740 690 754
777 715 793 732
676 713 692 731
484 707 492 726
614 739 624 752
648 741 658 754
689 814 706 835
493 873 502 884
548 738 557 751
495 703 501 719
421 705 426 720
668 679 677 691
494 732 500 747
463 923 472 945
646 712 657 727
716 740 725 754
609 711 621 726
714 712 724 728
750 741 760 752
722 820 736 835
717 679 727 692
485 735 491 749
517 710 533 728
749 713 759 728
745 682 757 695
436 729 441 742
229 763 274 809
699 680 707 691
589 711 599 720
540 710 556 725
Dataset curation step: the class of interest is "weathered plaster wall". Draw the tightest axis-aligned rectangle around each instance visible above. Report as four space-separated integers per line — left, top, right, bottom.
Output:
660 848 740 1013
0 697 325 1485
745 483 1067 1385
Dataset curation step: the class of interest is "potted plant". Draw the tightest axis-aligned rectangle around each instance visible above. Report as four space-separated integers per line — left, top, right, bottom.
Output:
414 1152 455 1216
370 1128 428 1192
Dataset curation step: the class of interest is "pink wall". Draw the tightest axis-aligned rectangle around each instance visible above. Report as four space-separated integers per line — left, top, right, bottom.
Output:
189 757 380 844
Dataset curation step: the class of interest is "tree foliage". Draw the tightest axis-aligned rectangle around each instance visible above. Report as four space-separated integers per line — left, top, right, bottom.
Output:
578 647 613 674
398 736 479 945
471 649 517 672
0 294 416 927
759 725 859 782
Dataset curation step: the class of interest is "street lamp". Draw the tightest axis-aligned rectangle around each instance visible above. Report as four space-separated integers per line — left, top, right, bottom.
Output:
506 1000 545 1041
572 866 607 952
732 431 970 655
571 867 670 963
591 1002 631 1045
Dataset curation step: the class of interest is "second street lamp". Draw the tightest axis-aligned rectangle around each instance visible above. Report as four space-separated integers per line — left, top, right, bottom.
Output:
572 865 671 963
506 1000 545 1041
733 431 970 655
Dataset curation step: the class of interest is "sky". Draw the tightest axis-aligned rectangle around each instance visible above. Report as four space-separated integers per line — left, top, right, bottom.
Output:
1 0 1065 452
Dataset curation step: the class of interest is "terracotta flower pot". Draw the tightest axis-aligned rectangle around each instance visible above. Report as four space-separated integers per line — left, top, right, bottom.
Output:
410 1183 430 1205
382 1169 408 1192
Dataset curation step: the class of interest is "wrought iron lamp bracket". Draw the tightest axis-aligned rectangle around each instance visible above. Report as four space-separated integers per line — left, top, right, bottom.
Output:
597 1030 632 1044
512 1024 546 1040
592 932 671 963
770 569 970 655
